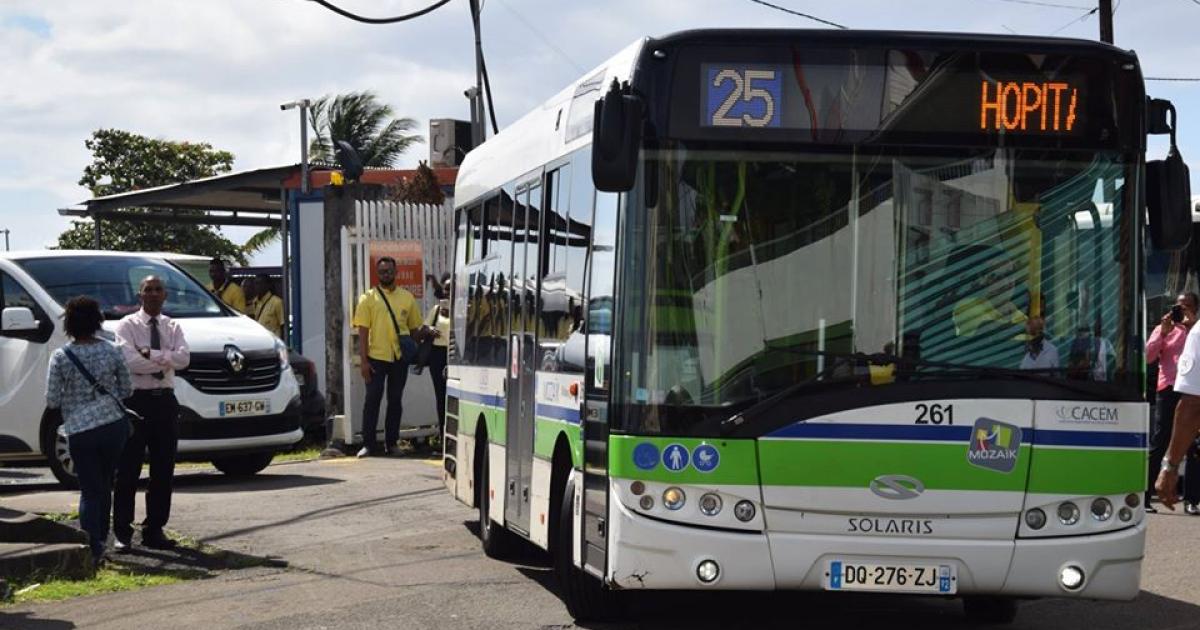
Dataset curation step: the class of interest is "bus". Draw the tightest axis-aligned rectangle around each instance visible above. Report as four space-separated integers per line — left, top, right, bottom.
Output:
441 29 1193 623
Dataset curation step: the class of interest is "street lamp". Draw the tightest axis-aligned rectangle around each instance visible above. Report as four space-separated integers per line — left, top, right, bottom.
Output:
280 99 312 194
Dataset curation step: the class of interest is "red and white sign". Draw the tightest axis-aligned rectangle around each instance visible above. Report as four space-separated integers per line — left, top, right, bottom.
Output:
368 240 424 298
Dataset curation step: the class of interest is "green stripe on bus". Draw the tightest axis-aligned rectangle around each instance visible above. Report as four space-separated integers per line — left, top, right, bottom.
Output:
757 441 1031 491
609 435 760 485
533 418 582 467
458 400 506 445
1026 447 1144 495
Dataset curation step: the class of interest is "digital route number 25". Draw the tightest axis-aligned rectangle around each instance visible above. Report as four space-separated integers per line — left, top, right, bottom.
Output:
710 68 778 128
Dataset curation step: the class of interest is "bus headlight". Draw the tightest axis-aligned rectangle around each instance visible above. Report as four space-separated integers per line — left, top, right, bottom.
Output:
1058 565 1085 591
1057 502 1080 526
733 500 756 522
696 559 720 584
663 487 686 511
1025 508 1047 530
698 493 722 516
1090 498 1113 522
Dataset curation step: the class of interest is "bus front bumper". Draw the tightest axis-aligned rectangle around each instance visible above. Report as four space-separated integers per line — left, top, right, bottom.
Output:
607 496 1145 599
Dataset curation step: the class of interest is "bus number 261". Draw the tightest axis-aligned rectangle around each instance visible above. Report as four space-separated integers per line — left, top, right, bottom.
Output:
914 403 954 425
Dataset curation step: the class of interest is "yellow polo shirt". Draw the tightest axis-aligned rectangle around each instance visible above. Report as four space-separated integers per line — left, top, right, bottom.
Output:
252 292 285 339
352 285 422 362
207 281 247 313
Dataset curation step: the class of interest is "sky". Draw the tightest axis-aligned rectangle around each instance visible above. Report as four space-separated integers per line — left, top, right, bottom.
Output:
0 0 1197 264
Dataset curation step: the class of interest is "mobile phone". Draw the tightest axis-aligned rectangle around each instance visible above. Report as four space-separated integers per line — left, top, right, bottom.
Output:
1172 304 1184 323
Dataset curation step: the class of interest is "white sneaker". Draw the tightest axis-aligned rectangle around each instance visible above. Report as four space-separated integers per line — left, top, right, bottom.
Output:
357 446 371 458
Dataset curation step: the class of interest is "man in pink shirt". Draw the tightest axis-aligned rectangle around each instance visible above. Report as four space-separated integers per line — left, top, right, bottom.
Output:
113 276 190 549
1146 292 1199 513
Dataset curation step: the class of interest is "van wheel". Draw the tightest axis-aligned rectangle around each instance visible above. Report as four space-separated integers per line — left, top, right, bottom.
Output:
211 452 275 476
554 480 622 621
963 596 1018 624
41 412 78 489
477 442 513 558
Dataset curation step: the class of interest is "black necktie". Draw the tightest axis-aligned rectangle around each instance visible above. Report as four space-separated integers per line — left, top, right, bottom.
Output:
149 317 164 380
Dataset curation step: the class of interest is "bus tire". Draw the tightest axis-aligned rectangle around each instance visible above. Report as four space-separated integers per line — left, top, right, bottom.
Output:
554 479 622 621
477 441 513 558
962 596 1018 624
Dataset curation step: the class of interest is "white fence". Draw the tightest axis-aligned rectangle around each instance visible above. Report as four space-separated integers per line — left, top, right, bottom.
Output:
336 198 455 445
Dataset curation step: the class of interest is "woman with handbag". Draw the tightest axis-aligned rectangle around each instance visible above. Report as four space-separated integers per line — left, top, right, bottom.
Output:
44 296 133 568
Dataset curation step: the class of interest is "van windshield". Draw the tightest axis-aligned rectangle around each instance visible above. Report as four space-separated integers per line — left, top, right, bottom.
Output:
18 256 226 319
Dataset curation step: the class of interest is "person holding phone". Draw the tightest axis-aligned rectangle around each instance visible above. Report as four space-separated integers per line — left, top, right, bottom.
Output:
1146 292 1200 513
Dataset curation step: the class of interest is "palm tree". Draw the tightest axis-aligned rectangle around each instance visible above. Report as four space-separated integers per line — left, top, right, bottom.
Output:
308 91 423 167
241 91 423 257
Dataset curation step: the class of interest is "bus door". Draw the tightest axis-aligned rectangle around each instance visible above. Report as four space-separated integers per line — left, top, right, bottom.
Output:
506 176 542 532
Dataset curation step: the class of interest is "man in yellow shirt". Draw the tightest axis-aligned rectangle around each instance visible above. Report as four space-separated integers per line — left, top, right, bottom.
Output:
206 258 246 313
250 274 284 339
352 257 423 457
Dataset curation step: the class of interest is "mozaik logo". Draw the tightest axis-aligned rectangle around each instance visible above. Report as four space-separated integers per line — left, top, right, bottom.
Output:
966 418 1022 473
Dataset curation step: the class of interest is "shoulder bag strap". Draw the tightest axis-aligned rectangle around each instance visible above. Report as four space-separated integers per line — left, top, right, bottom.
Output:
376 287 405 345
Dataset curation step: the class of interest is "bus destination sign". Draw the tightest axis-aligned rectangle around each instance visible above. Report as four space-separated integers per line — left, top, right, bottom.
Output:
700 62 1090 139
979 80 1080 134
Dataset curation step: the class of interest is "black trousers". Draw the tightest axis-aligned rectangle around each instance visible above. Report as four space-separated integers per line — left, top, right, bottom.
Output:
363 358 409 448
427 347 448 434
114 390 178 539
1148 389 1200 504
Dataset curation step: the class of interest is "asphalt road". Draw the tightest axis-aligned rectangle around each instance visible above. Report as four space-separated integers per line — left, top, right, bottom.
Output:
2 457 1199 630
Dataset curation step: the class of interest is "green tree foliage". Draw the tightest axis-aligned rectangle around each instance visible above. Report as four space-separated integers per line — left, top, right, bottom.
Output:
307 91 423 168
57 129 247 264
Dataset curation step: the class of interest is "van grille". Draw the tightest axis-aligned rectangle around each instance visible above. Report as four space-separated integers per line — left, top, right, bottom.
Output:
178 349 281 394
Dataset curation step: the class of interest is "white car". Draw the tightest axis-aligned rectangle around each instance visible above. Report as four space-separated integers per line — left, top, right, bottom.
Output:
0 250 303 487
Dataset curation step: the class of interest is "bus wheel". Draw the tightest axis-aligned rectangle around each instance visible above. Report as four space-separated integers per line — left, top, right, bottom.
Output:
477 443 513 558
963 596 1018 624
554 479 622 621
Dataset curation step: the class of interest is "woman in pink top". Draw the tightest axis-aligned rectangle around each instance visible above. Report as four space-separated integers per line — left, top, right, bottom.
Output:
1146 292 1200 513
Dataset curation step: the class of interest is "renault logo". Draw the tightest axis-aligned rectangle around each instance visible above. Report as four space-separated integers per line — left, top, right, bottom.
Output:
869 474 925 500
225 345 246 374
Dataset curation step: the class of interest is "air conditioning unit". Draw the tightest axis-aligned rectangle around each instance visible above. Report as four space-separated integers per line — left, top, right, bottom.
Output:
429 119 473 168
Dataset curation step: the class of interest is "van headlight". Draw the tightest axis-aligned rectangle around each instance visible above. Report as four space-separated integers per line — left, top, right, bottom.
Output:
274 339 289 369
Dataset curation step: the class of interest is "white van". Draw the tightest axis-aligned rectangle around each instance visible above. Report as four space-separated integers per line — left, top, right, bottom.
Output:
0 251 303 487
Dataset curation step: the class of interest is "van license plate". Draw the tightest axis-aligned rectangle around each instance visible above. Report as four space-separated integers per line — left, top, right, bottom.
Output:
219 399 270 417
826 560 956 594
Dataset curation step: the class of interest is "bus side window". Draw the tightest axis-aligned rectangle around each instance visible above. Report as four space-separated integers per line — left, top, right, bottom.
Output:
539 167 571 370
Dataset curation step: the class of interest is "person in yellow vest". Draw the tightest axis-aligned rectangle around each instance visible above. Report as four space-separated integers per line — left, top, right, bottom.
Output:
206 258 246 313
250 274 284 339
352 257 423 457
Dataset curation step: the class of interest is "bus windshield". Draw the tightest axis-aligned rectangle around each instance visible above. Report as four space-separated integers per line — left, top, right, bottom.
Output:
615 143 1139 432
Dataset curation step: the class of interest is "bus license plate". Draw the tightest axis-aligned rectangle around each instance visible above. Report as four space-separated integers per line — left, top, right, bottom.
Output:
826 560 956 594
219 399 270 417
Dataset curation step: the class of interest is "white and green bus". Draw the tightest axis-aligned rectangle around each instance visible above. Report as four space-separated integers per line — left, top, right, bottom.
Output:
442 29 1193 623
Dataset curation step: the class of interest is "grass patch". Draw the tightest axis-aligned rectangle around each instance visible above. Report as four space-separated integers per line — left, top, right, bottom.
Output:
7 566 195 605
39 511 80 523
273 446 322 463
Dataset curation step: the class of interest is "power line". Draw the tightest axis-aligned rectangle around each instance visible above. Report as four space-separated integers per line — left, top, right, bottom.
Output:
492 0 585 73
1147 77 1200 82
1048 6 1097 35
746 0 847 29
304 0 453 25
987 0 1093 9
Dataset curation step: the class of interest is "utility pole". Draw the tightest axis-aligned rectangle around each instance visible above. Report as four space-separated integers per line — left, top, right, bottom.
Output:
1099 0 1113 44
469 0 486 148
281 99 312 194
0 228 9 251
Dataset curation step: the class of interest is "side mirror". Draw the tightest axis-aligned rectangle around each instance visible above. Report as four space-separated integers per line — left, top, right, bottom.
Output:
1 307 39 333
592 79 644 193
1147 98 1192 252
